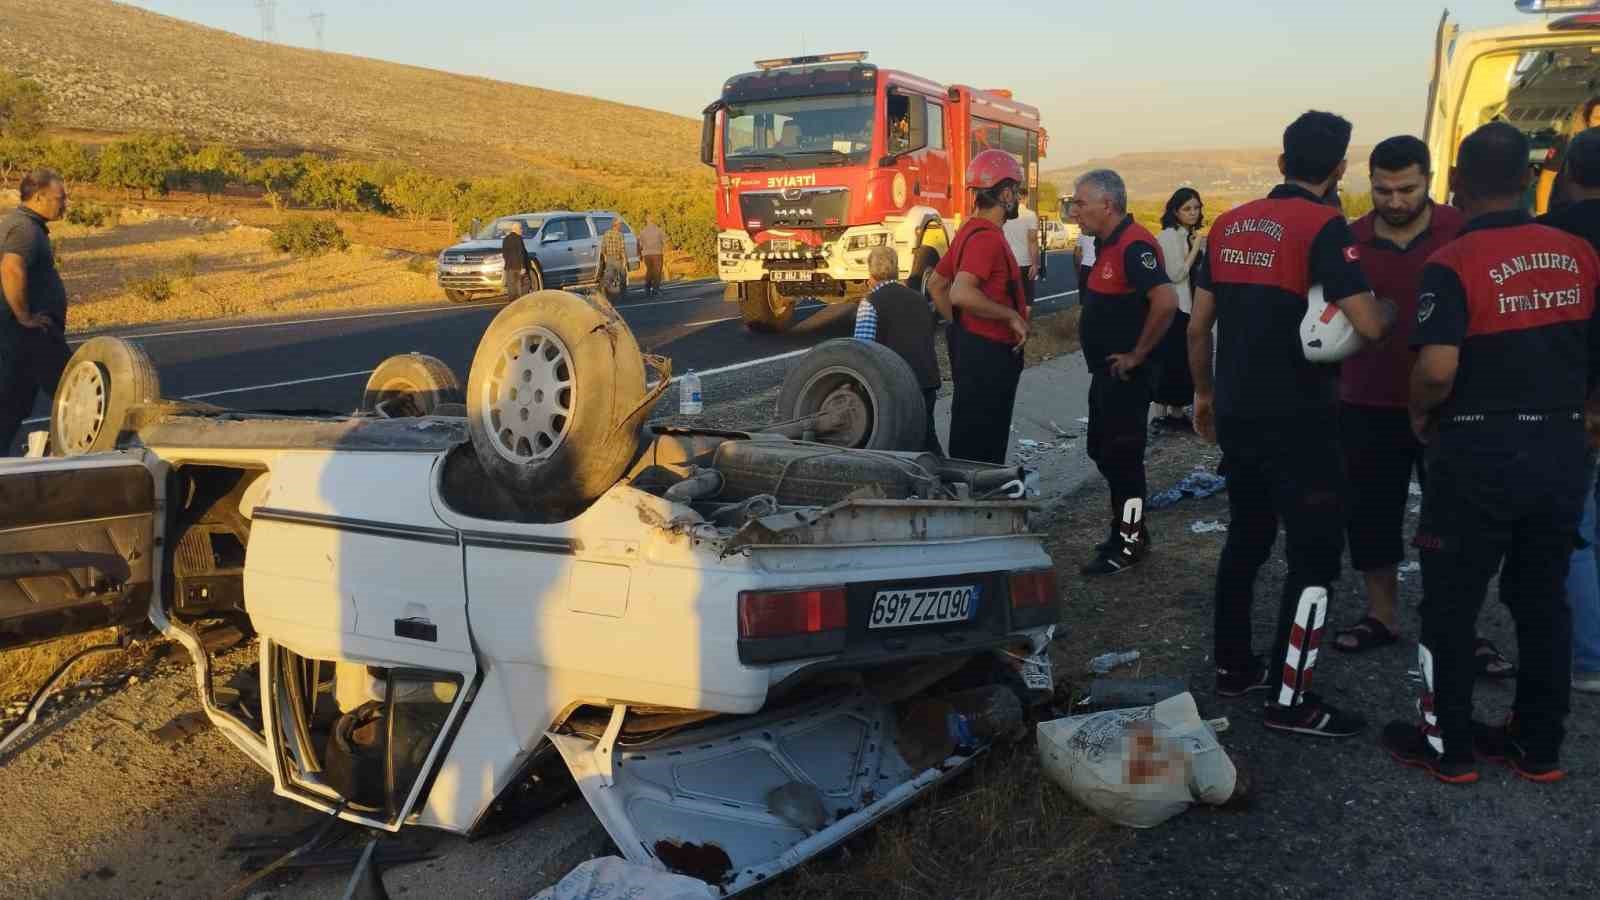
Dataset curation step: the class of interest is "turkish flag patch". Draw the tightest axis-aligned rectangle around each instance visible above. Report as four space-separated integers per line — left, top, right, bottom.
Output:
1343 245 1360 263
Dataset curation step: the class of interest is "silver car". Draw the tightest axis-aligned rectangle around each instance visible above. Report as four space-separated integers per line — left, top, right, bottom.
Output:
436 210 640 302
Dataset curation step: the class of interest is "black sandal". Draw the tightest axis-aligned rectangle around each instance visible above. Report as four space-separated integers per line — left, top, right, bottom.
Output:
1474 637 1517 679
1333 616 1401 653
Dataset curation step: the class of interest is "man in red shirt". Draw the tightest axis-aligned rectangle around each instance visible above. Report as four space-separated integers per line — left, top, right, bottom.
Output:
928 149 1029 463
1333 138 1475 654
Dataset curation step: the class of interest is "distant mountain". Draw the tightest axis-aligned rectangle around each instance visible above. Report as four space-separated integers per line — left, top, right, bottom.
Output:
1045 147 1374 204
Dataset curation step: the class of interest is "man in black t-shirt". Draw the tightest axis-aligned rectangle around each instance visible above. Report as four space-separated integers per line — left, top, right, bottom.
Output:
1 169 73 455
1189 111 1395 739
501 220 532 298
1536 96 1600 215
854 246 943 454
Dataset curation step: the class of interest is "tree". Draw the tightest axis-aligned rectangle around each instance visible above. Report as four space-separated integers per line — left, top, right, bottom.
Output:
1035 180 1061 219
250 156 309 211
382 169 459 221
0 137 43 183
42 140 96 185
185 143 247 200
0 72 47 140
97 133 188 199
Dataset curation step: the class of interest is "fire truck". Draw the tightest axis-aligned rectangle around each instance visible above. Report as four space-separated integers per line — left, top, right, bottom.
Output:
700 51 1048 331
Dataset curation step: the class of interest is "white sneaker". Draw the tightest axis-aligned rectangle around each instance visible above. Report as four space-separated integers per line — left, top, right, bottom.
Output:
1574 672 1600 694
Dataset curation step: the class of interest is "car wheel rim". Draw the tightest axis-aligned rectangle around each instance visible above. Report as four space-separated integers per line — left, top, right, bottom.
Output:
56 360 109 452
483 326 575 464
797 365 878 447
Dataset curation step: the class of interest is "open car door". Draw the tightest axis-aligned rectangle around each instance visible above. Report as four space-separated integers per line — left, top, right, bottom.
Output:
0 454 161 652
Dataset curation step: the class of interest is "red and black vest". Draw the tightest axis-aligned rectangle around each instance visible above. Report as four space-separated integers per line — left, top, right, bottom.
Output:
1080 215 1168 376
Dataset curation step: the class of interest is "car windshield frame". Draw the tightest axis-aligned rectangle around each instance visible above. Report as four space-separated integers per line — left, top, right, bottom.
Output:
722 93 877 172
474 216 546 241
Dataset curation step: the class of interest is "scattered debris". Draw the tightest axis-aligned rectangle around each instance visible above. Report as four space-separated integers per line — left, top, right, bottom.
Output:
151 711 211 744
1037 692 1246 829
1397 561 1422 583
1409 481 1422 497
1147 470 1228 511
1189 520 1229 534
1049 420 1080 439
1082 677 1188 711
1013 436 1077 463
533 857 716 900
1087 650 1142 675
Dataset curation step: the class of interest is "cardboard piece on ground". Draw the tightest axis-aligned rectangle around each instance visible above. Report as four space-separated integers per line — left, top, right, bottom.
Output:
530 856 716 900
1036 692 1240 829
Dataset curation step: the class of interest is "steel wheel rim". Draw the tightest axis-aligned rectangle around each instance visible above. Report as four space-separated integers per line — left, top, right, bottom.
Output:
797 364 879 447
482 326 575 464
56 360 109 452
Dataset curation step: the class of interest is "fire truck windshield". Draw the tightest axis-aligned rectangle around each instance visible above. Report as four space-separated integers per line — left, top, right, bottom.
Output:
722 94 875 170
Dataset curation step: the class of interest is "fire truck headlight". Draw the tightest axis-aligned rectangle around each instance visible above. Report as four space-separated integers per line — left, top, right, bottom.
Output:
847 232 889 251
719 238 744 253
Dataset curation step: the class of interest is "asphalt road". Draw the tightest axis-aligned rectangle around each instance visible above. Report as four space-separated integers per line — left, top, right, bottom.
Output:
18 250 1079 443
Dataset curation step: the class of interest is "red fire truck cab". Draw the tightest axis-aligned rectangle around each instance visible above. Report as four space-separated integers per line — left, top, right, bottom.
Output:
700 51 1048 331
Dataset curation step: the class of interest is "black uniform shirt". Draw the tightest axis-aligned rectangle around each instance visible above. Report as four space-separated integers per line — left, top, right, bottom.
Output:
1079 214 1170 376
1195 184 1369 417
0 206 68 334
502 231 530 278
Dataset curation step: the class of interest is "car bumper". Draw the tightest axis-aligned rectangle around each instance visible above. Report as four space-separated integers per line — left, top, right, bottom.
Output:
438 267 506 292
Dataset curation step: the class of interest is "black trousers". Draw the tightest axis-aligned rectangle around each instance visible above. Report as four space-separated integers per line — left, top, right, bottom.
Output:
1086 371 1153 519
1341 404 1425 572
947 322 1021 464
0 328 71 455
1212 414 1347 692
1415 422 1584 761
1019 266 1036 305
1153 310 1193 408
922 387 944 457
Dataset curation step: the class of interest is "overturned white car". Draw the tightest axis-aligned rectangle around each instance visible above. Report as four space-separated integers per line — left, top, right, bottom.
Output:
0 291 1060 895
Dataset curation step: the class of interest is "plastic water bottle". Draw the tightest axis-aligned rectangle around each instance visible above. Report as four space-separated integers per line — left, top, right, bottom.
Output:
1087 650 1141 675
679 369 703 416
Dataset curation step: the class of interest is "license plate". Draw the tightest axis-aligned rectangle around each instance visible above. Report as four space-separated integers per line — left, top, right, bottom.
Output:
868 585 978 630
770 239 795 252
771 270 811 282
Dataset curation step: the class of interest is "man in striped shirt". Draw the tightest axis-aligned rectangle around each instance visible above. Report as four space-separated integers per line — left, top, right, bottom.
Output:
854 246 943 454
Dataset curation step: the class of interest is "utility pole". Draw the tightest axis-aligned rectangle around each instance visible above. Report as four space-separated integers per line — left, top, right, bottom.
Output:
254 0 277 42
306 10 326 50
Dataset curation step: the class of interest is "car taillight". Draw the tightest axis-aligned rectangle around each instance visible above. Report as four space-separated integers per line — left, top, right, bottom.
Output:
1009 568 1058 610
738 587 847 639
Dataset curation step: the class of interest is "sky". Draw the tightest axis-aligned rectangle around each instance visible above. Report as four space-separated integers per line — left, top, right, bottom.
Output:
125 0 1544 164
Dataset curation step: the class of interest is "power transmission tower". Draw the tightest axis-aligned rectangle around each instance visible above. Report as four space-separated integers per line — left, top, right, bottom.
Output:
306 11 326 50
254 0 277 42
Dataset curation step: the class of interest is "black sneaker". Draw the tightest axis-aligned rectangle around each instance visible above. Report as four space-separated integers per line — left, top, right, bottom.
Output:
1262 692 1366 738
1215 658 1271 698
1474 719 1565 783
1080 527 1150 577
1382 720 1478 784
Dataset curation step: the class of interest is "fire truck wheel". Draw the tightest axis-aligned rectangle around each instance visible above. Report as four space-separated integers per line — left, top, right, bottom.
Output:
361 353 463 418
775 338 926 451
739 281 795 332
50 337 163 456
466 290 650 515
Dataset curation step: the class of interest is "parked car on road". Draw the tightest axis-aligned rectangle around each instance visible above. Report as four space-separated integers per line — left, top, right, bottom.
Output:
436 211 639 303
1040 219 1071 251
1 295 1059 896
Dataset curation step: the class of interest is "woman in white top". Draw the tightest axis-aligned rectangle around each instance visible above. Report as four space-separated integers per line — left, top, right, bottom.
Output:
1152 188 1205 428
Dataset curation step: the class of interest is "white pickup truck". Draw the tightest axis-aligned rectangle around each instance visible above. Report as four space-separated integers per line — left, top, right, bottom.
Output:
0 290 1060 895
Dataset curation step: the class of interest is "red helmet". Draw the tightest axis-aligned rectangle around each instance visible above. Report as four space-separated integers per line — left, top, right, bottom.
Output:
966 149 1024 191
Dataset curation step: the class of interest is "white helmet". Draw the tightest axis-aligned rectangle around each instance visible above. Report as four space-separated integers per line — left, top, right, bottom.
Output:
1300 284 1364 363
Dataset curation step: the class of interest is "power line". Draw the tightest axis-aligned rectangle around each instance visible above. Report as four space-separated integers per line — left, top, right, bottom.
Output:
306 11 326 50
254 0 276 42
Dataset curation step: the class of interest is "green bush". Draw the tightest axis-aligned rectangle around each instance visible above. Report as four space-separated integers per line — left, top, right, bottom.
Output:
269 217 349 256
124 272 173 304
43 140 97 185
185 143 247 199
0 73 47 140
175 252 199 280
0 137 43 182
65 200 113 227
98 133 188 198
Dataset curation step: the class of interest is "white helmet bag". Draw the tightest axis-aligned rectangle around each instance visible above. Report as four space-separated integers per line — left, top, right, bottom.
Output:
1300 284 1364 363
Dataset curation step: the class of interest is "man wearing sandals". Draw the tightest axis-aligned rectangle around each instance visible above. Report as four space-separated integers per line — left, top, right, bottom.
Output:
1329 139 1516 677
1384 123 1600 783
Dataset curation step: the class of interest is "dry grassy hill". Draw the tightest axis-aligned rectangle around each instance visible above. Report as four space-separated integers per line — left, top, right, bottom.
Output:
1046 146 1375 204
0 0 703 180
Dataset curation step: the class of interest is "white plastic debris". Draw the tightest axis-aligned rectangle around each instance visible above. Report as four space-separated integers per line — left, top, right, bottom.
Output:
531 857 717 900
1037 692 1243 829
1409 481 1422 497
1087 650 1141 675
1190 520 1229 534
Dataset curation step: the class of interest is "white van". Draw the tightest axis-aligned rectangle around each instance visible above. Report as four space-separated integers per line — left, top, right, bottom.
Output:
1426 2 1600 208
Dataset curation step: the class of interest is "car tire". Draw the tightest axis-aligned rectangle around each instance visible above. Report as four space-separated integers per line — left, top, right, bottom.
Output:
50 337 162 456
466 290 650 515
775 338 926 451
361 353 464 418
740 281 795 332
446 289 472 304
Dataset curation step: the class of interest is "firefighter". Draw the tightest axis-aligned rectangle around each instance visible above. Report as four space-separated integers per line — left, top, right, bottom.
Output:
927 149 1029 464
1383 123 1600 783
1188 111 1395 738
1070 168 1179 575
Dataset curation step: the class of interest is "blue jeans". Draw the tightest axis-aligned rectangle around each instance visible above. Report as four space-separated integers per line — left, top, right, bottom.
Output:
1565 462 1600 675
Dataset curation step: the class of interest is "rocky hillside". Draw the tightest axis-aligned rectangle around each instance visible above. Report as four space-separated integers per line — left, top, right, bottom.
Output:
0 0 703 180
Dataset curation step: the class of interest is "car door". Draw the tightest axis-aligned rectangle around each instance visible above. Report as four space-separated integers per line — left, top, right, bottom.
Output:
535 218 572 285
564 216 598 284
0 454 160 653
